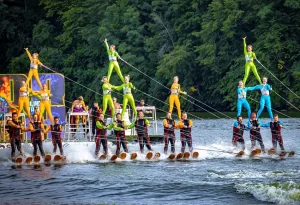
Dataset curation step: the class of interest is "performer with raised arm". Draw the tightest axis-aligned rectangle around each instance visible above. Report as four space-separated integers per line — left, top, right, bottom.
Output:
236 80 256 120
104 38 124 83
114 75 137 120
24 48 43 89
169 76 186 120
242 37 262 85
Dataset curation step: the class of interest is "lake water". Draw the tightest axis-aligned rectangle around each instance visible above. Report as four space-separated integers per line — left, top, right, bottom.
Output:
0 118 299 204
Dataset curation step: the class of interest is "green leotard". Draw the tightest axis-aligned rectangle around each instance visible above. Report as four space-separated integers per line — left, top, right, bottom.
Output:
105 42 124 83
115 82 137 120
242 39 262 85
102 82 117 120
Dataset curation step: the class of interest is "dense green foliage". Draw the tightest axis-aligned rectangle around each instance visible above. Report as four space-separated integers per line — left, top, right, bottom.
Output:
2 0 300 114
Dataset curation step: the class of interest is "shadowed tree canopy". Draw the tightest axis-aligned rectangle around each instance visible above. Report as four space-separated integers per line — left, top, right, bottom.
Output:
2 0 300 112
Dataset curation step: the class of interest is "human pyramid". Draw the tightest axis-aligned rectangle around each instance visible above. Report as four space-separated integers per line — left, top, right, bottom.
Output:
6 37 290 162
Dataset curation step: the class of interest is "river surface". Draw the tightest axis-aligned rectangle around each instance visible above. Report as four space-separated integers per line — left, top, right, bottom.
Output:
0 118 300 205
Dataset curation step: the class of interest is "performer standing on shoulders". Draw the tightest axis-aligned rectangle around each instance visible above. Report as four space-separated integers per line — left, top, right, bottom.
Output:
24 48 43 89
7 112 27 160
104 38 124 83
232 116 246 151
95 113 114 156
177 112 193 153
17 81 35 119
29 114 45 157
135 111 152 153
247 112 265 153
254 77 273 121
169 76 186 120
101 76 117 120
242 37 262 85
236 80 256 120
35 84 54 124
163 112 178 154
114 75 138 120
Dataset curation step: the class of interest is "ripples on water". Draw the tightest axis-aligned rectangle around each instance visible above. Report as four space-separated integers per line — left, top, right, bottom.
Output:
0 119 300 205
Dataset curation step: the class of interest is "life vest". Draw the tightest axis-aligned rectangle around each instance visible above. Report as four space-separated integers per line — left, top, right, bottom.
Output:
164 118 175 135
30 59 40 69
19 87 29 97
171 84 180 95
108 53 117 61
96 120 107 137
250 119 260 135
270 122 281 136
51 124 62 140
233 123 245 139
8 120 22 140
135 119 147 135
123 85 132 95
238 88 246 99
41 92 50 101
115 120 125 136
31 121 43 141
261 85 270 96
180 119 191 136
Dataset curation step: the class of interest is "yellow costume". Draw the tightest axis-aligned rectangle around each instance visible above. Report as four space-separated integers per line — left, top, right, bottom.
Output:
36 90 53 124
25 49 43 89
169 83 185 120
17 86 33 119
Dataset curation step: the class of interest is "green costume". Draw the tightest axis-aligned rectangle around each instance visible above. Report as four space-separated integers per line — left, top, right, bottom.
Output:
102 83 117 120
242 39 262 85
115 82 137 120
105 41 124 83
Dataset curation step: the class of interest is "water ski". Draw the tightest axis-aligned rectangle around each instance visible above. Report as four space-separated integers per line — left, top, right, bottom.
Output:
15 156 23 164
268 148 276 155
130 152 138 160
44 154 52 162
183 152 190 159
145 152 153 159
192 151 199 158
119 152 127 160
250 149 261 157
168 153 175 160
110 154 118 161
99 154 107 160
25 157 33 164
235 151 245 157
34 155 41 163
153 152 161 160
279 151 286 158
176 152 183 160
288 151 295 157
54 155 66 162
